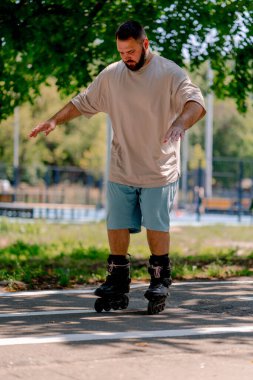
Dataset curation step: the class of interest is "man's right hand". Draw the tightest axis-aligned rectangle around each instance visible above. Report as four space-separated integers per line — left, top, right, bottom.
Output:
29 119 56 138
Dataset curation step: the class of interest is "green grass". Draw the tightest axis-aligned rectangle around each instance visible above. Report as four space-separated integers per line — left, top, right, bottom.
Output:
0 219 253 290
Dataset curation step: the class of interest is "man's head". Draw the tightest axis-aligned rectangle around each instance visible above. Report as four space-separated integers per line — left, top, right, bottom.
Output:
115 20 149 71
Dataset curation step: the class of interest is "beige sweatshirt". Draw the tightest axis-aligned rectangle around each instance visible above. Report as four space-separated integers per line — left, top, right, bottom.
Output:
71 54 205 187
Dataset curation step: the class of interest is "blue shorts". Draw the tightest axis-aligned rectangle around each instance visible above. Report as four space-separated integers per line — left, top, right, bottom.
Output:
106 181 178 233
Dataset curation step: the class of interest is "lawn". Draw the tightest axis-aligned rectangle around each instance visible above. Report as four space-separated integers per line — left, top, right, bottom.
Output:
0 218 253 290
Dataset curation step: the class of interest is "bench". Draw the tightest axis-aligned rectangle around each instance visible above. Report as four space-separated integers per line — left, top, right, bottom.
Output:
203 198 251 213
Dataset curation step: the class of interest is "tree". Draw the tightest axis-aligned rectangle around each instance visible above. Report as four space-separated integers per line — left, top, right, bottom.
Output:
0 79 106 183
188 64 253 161
79 119 106 179
0 0 252 120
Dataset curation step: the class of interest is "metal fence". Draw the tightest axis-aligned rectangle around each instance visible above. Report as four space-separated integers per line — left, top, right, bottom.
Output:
178 157 253 220
0 164 103 206
1 158 253 217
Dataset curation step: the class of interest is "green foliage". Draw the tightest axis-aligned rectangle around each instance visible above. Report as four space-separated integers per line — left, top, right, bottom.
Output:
0 0 252 120
1 221 253 289
188 64 253 166
0 80 106 181
0 240 252 289
212 101 253 158
0 241 110 288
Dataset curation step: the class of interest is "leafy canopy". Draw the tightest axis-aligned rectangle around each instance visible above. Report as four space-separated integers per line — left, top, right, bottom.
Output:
0 0 252 120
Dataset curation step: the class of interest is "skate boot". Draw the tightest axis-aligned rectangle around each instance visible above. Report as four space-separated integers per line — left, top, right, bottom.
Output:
94 254 131 312
144 254 172 315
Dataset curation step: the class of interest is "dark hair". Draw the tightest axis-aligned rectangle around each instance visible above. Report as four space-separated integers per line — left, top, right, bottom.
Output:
115 20 146 41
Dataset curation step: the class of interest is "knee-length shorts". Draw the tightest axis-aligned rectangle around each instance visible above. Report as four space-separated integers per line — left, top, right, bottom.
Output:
106 180 178 233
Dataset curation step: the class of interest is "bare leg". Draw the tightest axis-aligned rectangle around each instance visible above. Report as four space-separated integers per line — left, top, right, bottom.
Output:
107 229 130 255
146 229 170 255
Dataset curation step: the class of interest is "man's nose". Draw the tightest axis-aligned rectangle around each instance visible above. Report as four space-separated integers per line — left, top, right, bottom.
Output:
126 55 134 62
122 52 130 59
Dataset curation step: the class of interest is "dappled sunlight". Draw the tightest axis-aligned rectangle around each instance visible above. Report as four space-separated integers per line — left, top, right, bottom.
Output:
0 281 253 342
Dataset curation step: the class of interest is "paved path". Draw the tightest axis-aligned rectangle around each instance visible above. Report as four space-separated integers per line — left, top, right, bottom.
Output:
0 280 253 380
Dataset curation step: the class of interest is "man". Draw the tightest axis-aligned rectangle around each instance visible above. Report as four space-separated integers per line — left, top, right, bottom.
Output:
30 20 206 314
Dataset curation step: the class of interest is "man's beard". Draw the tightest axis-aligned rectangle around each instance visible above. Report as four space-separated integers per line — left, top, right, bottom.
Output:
124 48 146 71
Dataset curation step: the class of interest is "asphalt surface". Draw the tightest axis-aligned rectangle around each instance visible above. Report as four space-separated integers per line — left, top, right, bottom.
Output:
0 280 253 380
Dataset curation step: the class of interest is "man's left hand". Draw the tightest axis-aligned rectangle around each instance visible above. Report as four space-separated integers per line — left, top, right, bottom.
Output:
164 125 185 143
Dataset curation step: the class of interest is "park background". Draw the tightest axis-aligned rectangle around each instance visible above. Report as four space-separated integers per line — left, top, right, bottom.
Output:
0 0 252 290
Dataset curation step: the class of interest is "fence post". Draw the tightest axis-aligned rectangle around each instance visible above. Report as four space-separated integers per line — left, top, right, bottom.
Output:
13 107 20 201
196 160 203 222
205 61 213 198
181 131 189 206
237 161 243 222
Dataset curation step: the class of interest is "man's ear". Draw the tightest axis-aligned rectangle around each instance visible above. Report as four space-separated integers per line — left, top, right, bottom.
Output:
143 38 149 49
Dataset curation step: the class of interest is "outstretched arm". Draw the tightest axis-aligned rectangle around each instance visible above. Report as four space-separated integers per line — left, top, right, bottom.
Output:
164 101 206 143
29 101 81 138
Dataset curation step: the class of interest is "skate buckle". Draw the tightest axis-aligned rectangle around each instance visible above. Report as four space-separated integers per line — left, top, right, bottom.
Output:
152 265 162 278
108 262 130 274
108 262 115 273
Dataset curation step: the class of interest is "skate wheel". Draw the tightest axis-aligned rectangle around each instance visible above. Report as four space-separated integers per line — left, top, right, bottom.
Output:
148 302 155 315
147 299 166 315
104 302 111 312
94 298 104 313
120 295 129 310
158 305 163 313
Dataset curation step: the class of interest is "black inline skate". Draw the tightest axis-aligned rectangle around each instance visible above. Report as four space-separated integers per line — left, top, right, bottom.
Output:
144 254 172 315
94 254 131 312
